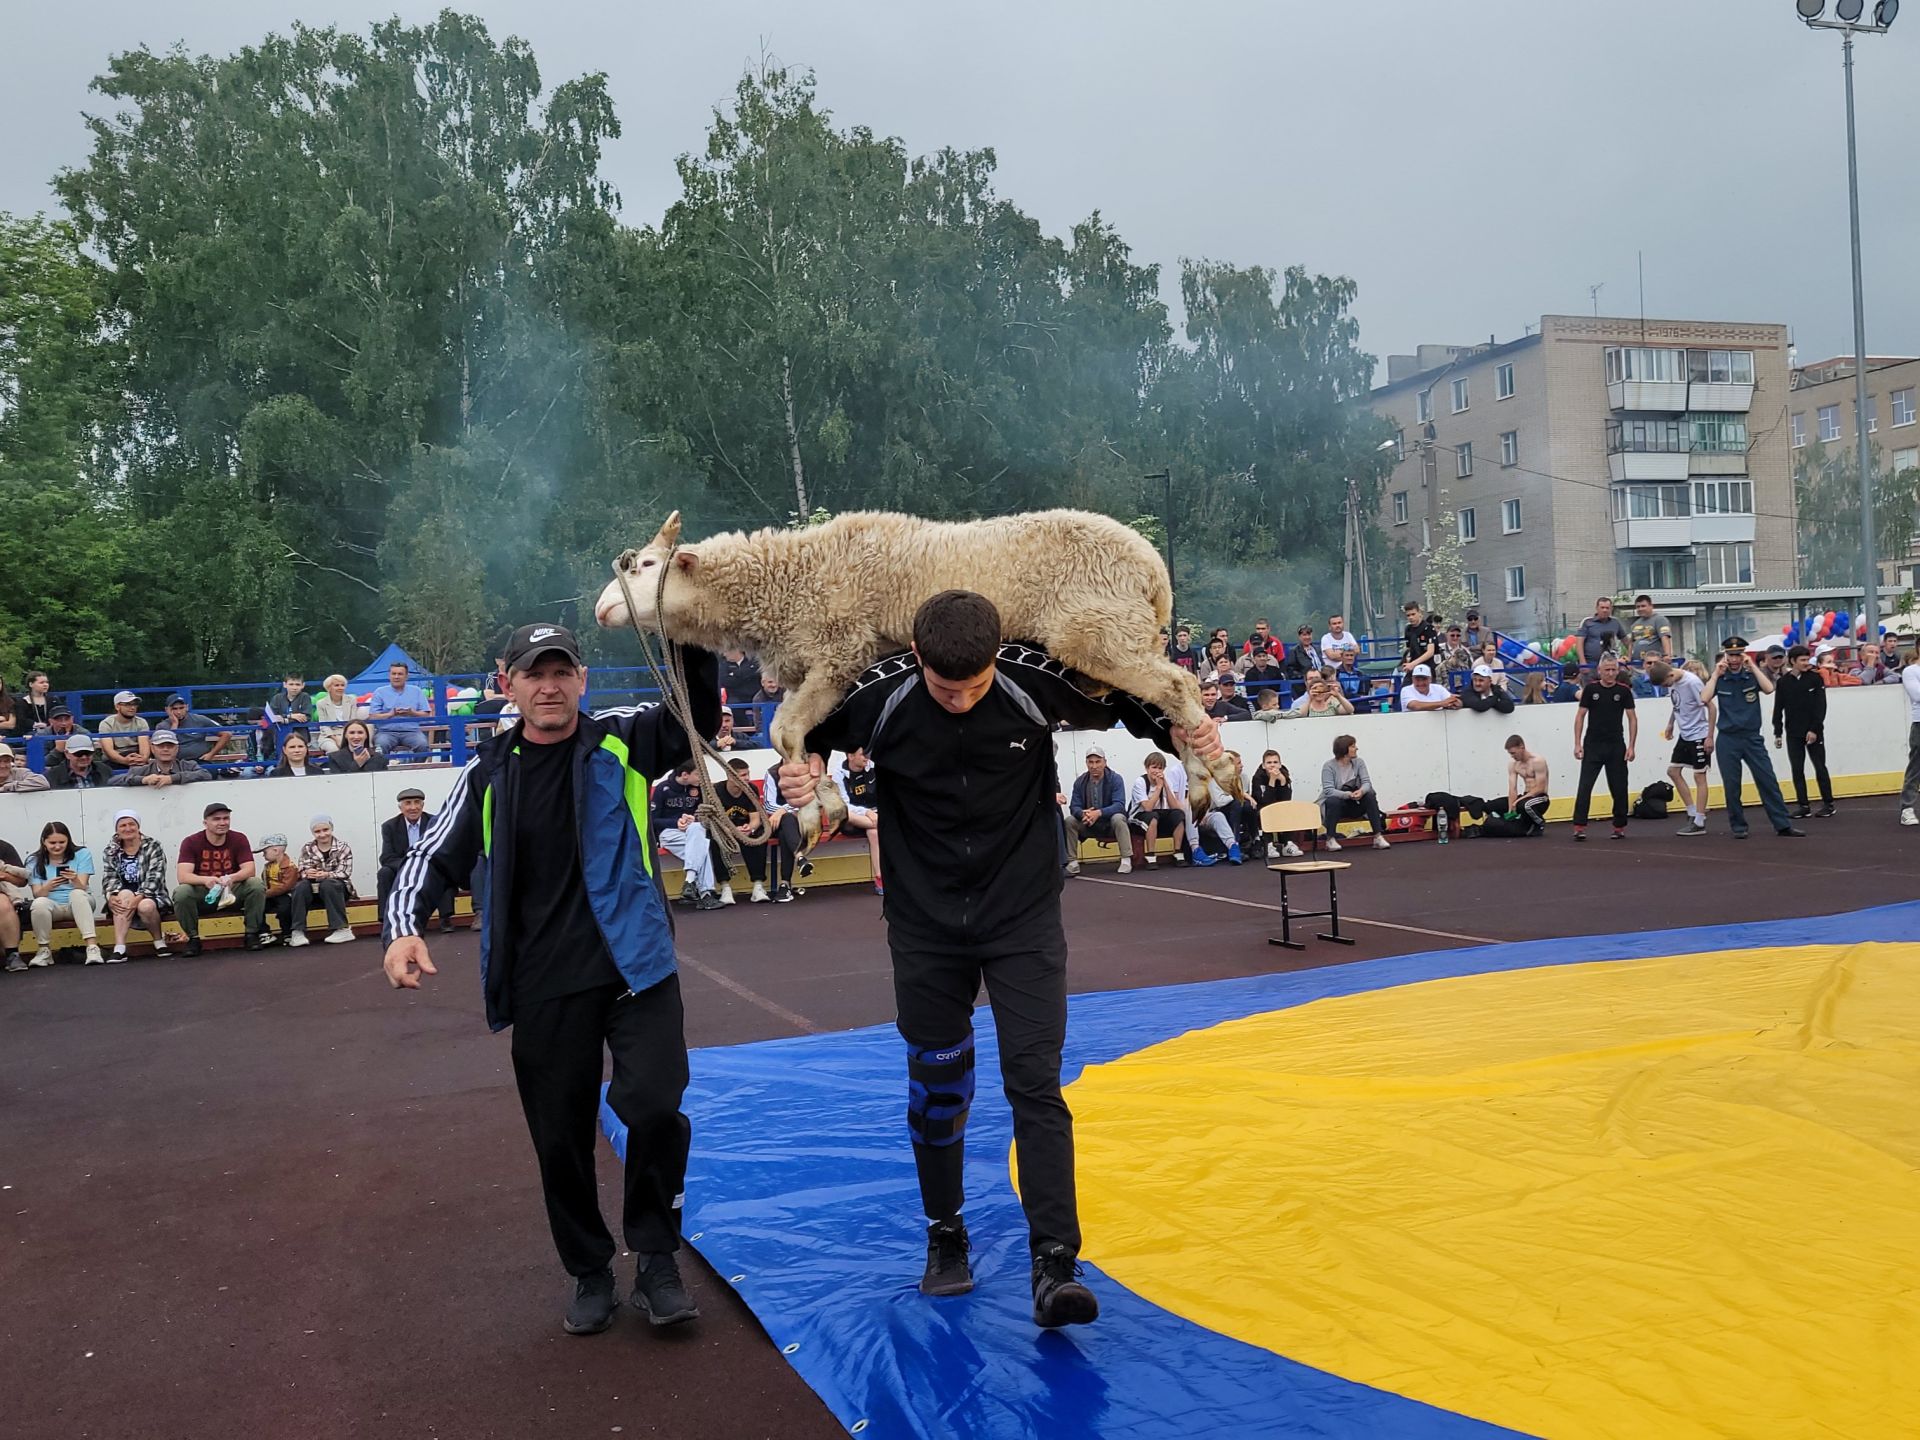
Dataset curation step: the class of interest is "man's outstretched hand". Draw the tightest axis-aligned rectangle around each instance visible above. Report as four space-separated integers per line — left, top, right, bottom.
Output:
1173 716 1225 761
776 754 823 807
384 935 438 990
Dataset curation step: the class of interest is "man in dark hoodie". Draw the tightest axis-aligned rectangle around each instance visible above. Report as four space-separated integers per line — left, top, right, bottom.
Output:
1771 643 1834 818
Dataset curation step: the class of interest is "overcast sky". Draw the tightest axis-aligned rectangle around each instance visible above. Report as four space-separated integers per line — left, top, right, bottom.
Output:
5 0 1916 377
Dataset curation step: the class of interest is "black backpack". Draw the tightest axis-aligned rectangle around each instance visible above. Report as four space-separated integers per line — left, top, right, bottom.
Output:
1631 781 1675 820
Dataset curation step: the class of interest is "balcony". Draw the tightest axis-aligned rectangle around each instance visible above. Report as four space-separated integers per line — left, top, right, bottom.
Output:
1692 513 1756 545
1688 381 1755 413
1608 378 1688 413
1688 451 1749 476
1613 516 1693 549
1606 419 1690 482
1609 451 1690 483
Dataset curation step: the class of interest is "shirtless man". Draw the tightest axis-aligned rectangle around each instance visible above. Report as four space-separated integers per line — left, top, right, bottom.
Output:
1504 734 1551 835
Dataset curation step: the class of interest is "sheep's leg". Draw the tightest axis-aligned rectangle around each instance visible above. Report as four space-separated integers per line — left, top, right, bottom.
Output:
767 677 852 854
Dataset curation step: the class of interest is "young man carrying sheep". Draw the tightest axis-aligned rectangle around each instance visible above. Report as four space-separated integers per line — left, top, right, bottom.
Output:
778 590 1223 1328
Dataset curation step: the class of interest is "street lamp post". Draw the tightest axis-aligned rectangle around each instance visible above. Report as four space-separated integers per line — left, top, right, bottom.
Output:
1797 0 1899 642
1144 469 1176 633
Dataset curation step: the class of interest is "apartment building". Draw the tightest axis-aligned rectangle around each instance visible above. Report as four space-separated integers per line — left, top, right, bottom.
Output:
1369 314 1794 646
1788 354 1920 572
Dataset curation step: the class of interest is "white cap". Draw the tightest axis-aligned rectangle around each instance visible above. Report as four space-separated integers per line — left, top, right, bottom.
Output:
0 743 12 760
112 809 140 826
1411 664 1432 678
1472 663 1494 677
114 690 139 705
1085 745 1106 759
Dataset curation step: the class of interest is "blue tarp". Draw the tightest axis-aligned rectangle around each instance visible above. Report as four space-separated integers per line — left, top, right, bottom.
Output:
348 642 426 688
603 903 1920 1440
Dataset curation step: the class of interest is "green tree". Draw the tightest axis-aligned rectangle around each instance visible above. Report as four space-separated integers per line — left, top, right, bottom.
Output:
1422 495 1476 624
1794 436 1920 587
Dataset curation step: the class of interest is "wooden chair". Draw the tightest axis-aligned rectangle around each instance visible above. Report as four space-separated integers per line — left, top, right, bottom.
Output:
1259 800 1353 951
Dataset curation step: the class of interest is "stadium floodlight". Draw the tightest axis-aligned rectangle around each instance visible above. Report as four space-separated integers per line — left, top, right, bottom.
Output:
1874 0 1898 26
1835 0 1865 21
1796 0 1825 16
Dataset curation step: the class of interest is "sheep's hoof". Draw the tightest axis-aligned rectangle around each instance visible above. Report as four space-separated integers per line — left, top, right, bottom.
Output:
797 784 849 858
1206 753 1247 804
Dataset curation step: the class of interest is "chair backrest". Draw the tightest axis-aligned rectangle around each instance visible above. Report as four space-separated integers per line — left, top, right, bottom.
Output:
1260 800 1321 833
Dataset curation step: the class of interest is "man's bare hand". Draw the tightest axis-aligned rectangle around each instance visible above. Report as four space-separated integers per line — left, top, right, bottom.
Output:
384 935 438 990
1174 716 1225 761
777 754 822 807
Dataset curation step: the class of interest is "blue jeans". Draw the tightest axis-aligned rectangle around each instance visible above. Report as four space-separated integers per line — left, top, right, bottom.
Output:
1716 729 1791 834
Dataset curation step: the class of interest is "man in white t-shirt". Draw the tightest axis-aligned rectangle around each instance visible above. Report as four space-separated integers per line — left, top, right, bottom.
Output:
1320 615 1361 662
1127 752 1237 867
1648 659 1715 834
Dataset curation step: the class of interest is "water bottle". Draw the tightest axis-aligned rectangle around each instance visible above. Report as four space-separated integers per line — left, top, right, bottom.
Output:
1437 809 1450 845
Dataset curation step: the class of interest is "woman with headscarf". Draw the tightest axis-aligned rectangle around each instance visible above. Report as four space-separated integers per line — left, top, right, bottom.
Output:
99 808 176 960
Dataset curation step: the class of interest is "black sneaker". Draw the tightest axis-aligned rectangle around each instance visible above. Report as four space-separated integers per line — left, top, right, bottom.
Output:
919 1220 974 1297
180 939 204 957
244 932 276 951
1676 819 1705 836
3 953 25 974
1817 804 1837 818
1572 827 1588 842
1792 806 1813 819
1777 826 1807 838
1031 1242 1098 1328
151 940 173 958
675 879 698 907
563 1267 618 1335
1731 829 1750 840
695 891 725 911
773 884 794 904
630 1251 699 1326
1609 827 1626 840
796 857 816 880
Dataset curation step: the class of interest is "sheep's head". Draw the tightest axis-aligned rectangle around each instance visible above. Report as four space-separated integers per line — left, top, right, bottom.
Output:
594 511 698 633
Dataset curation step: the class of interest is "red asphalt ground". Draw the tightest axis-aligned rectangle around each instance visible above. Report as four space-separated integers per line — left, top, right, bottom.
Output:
5 808 1918 1440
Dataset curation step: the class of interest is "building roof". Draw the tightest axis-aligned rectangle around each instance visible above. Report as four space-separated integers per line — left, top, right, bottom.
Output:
1370 333 1541 400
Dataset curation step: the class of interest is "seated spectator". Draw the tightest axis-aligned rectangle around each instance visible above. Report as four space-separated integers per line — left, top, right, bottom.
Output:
1319 734 1391 851
99 809 177 960
1249 748 1305 857
652 759 724 908
286 813 358 946
378 788 453 933
1288 672 1354 718
271 730 324 777
835 746 883 896
717 759 785 903
1436 626 1475 679
1252 686 1286 722
746 673 786 736
1462 611 1490 654
1478 641 1514 693
162 694 239 764
1128 750 1238 867
1520 672 1549 705
1817 651 1862 687
1333 651 1369 710
173 801 271 953
1062 744 1130 876
1397 665 1461 712
1202 637 1233 675
368 662 433 757
27 820 103 965
718 648 763 726
27 829 102 963
47 733 107 789
1459 665 1516 714
0 837 29 970
1320 616 1361 663
1550 662 1582 702
313 674 361 752
96 691 152 770
1199 678 1251 722
45 705 84 755
1240 645 1288 690
330 719 387 773
0 742 50 792
1503 735 1552 835
114 729 211 787
761 761 813 899
1281 626 1324 679
264 674 314 730
259 834 301 942
1243 619 1278 657
16 671 56 733
1168 625 1200 673
714 710 739 752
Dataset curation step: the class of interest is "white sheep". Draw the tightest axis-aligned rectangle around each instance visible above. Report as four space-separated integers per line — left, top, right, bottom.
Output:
592 508 1243 847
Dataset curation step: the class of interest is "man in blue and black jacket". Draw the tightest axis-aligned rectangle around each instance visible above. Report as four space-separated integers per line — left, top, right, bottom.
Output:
382 622 720 1338
1062 744 1130 876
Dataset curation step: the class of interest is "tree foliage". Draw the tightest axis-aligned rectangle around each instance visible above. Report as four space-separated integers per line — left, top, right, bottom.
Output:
1793 436 1920 588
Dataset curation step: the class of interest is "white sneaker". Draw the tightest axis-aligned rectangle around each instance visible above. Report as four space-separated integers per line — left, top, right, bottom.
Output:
1323 836 1342 852
719 884 736 906
1373 835 1392 850
1903 808 1919 827
84 944 105 965
1282 841 1304 857
750 882 770 903
325 927 356 944
1116 858 1132 874
287 933 310 948
29 948 54 967
1065 859 1081 877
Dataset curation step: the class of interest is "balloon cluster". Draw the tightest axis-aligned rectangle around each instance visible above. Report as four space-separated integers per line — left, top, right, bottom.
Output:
1782 610 1875 645
1549 634 1582 664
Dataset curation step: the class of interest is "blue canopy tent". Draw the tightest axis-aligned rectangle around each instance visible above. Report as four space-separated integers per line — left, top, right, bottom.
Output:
348 643 427 689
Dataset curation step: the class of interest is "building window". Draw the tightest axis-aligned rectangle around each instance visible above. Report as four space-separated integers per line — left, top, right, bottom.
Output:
1864 397 1878 433
1697 541 1755 588
1606 417 1686 453
1502 497 1522 533
1500 430 1518 467
1687 412 1748 454
1394 428 1406 460
1451 376 1470 413
1456 442 1474 478
1686 350 1756 386
1612 484 1690 520
1894 388 1916 427
1692 480 1753 515
1893 447 1919 475
1463 572 1480 602
1605 346 1685 384
1621 551 1695 591
1496 362 1515 399
1422 518 1431 550
1792 412 1807 448
1392 490 1409 524
1818 405 1842 442
1417 389 1432 424
1505 566 1526 602
1458 507 1477 542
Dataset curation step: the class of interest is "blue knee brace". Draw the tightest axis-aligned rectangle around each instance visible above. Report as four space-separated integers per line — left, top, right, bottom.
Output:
906 1035 975 1148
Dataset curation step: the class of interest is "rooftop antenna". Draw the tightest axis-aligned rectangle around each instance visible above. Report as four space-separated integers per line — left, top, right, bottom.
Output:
1588 282 1605 317
1638 251 1646 337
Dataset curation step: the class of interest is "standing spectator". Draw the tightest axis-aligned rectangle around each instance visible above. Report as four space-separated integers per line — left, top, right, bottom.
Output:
330 719 388 774
46 733 106 789
1167 625 1200 673
1318 735 1391 851
651 759 724 909
1900 649 1920 827
0 837 29 970
1648 658 1715 835
1577 596 1630 667
1459 665 1516 715
1772 645 1834 819
718 648 762 727
1462 611 1489 654
368 662 433 757
264 674 314 730
16 672 56 733
173 801 272 953
260 834 301 942
27 821 102 965
0 742 50 792
1700 638 1804 840
99 809 175 960
313 674 360 753
1436 625 1474 678
1397 665 1460 712
1062 745 1130 876
1570 653 1637 841
0 677 15 735
378 788 453 933
1281 626 1323 680
1249 749 1303 858
1320 616 1361 663
162 694 239 764
271 731 325 777
114 730 211 787
1503 736 1552 834
1251 687 1286 721
288 814 357 946
835 747 884 896
1400 601 1438 673
746 672 786 738
1242 618 1277 657
1626 594 1674 673
96 691 153 771
1758 646 1789 688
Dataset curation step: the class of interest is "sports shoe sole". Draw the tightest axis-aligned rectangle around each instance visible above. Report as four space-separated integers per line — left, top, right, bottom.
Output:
919 1272 975 1297
630 1292 699 1327
1033 1286 1100 1328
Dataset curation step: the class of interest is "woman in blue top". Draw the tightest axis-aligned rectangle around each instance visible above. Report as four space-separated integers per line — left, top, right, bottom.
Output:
27 820 102 966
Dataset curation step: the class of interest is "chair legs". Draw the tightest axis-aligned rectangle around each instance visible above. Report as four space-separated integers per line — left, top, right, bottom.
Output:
1268 868 1354 951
